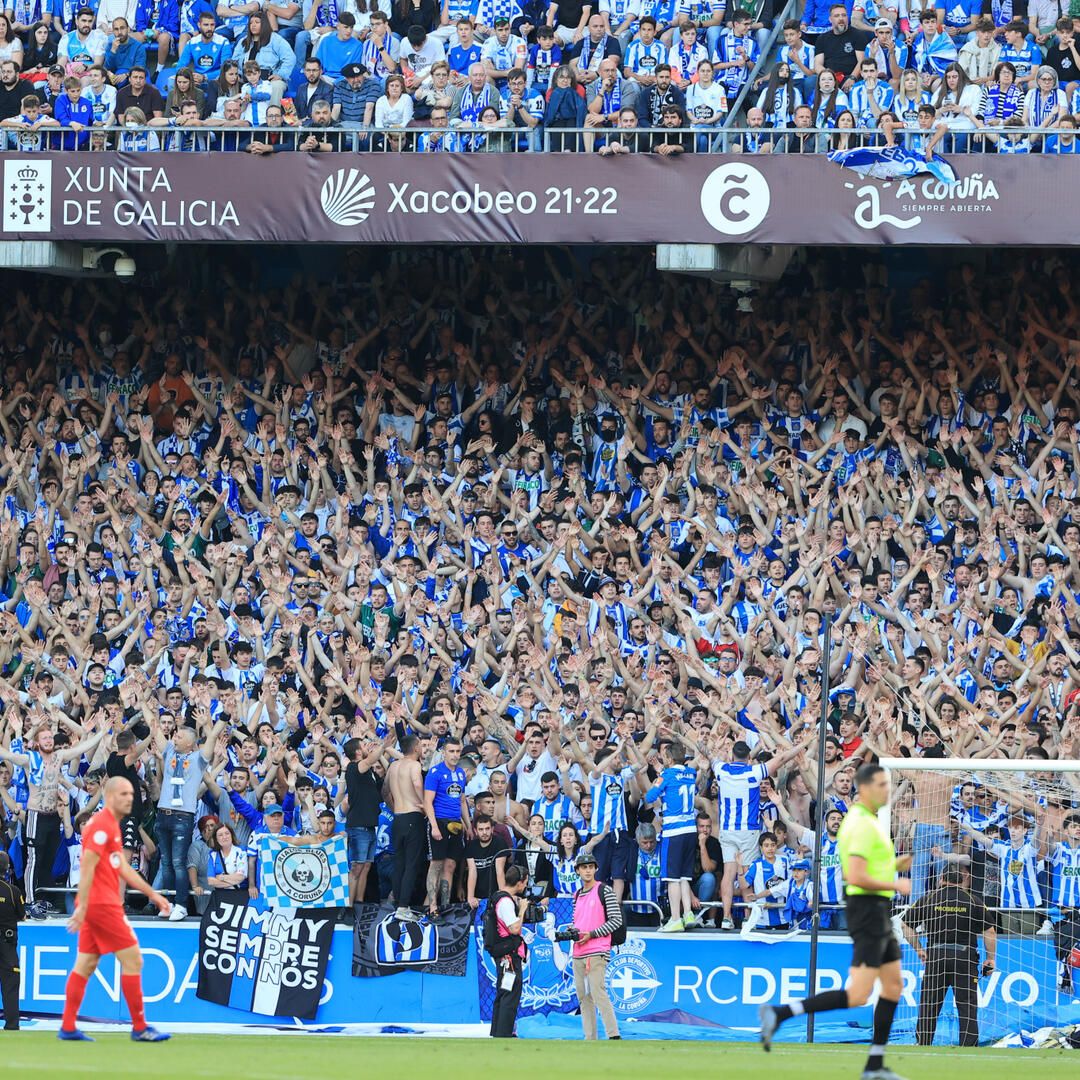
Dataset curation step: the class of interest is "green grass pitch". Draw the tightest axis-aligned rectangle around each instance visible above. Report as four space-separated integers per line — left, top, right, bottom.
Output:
2 1035 1071 1079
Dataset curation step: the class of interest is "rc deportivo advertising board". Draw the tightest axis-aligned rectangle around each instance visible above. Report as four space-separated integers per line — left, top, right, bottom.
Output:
1 154 1073 246
15 922 1064 1039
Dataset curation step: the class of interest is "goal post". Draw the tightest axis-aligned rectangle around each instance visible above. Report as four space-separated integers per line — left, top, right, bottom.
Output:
879 757 1080 1047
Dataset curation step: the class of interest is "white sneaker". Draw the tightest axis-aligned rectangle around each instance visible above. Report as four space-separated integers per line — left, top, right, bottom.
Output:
395 906 419 922
1037 918 1054 937
721 918 735 930
167 905 188 922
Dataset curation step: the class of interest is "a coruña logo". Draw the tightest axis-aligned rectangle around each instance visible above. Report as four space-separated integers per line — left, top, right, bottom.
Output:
3 159 53 234
274 845 330 904
320 168 376 226
699 162 770 237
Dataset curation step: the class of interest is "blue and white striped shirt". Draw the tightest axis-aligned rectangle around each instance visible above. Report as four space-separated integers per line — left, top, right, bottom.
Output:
990 840 1042 909
537 792 582 842
713 760 769 831
1052 840 1080 908
589 767 635 835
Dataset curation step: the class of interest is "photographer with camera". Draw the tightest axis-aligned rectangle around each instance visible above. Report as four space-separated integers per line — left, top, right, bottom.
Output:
564 851 624 1040
483 864 530 1038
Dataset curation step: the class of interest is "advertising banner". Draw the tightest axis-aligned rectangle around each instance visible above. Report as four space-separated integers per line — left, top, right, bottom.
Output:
0 153 1072 246
195 894 335 1019
257 833 349 909
16 921 1061 1040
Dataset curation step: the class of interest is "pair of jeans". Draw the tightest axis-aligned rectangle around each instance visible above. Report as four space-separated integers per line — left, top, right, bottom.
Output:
155 810 196 906
695 871 718 903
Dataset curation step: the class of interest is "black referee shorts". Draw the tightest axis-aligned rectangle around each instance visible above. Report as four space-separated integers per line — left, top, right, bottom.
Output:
846 894 901 968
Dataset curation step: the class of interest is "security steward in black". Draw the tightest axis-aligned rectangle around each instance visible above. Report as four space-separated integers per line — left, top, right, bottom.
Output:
0 851 24 1030
901 866 996 1047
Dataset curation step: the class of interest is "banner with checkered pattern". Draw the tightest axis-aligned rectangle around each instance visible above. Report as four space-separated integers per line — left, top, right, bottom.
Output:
258 833 350 909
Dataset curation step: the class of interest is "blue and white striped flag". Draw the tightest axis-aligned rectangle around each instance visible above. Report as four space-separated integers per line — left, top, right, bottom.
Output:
828 145 957 185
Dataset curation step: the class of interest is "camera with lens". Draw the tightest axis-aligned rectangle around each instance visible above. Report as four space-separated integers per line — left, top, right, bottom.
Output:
522 901 547 924
554 926 581 943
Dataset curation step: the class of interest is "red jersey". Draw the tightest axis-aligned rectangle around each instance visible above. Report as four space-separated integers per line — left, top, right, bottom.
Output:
82 808 125 909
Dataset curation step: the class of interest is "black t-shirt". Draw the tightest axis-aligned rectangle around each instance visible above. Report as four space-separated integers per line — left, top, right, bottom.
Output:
1044 41 1080 82
106 751 143 822
0 80 24 122
904 883 992 949
345 761 381 829
693 835 724 878
555 0 590 30
815 27 873 79
465 838 506 900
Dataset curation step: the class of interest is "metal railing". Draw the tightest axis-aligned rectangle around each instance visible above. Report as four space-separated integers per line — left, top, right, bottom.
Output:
5 122 1076 155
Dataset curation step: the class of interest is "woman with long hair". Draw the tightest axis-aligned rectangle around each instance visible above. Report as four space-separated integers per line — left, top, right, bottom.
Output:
544 64 586 151
808 67 847 129
166 66 208 117
893 67 930 126
0 13 24 69
206 59 241 116
932 61 980 151
231 12 295 86
19 21 55 82
831 108 858 151
757 60 800 127
390 0 437 37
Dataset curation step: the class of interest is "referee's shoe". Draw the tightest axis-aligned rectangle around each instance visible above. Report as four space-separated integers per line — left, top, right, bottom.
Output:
861 1070 908 1080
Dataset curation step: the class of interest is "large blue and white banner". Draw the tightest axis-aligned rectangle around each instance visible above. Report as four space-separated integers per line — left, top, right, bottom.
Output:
196 894 336 1019
16 921 1066 1040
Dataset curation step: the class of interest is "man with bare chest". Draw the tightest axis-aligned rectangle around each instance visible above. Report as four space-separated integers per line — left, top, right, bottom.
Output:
0 722 106 910
387 735 426 919
907 769 957 900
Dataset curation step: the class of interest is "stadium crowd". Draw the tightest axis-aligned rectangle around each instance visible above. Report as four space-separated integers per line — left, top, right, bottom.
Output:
0 247 1078 988
3 1 1080 152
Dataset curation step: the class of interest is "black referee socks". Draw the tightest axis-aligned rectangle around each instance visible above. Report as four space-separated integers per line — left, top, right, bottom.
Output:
775 989 849 1023
866 997 899 1070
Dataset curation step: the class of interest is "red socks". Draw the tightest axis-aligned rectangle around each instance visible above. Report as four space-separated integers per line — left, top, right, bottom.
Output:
62 972 88 1032
121 974 146 1032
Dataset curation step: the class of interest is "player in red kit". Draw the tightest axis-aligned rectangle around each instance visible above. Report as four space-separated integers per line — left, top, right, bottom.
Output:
60 777 173 1042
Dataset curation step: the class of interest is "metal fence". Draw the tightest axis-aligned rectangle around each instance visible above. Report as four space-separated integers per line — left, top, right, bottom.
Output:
3 123 1077 155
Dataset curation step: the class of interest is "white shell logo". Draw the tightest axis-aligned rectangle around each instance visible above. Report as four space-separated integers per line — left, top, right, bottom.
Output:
320 168 376 226
700 163 770 237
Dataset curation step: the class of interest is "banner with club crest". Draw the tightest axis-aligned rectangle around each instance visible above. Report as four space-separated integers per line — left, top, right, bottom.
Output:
258 833 349 909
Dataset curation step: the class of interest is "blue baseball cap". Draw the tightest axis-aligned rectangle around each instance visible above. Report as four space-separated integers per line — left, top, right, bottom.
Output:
264 804 284 816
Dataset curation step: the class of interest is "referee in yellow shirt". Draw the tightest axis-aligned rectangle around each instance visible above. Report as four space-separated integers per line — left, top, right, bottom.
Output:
759 763 912 1080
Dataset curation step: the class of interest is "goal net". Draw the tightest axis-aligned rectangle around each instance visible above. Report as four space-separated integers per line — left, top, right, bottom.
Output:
882 758 1080 1047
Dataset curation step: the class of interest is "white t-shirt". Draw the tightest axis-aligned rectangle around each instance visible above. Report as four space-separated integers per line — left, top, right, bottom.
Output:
495 894 517 928
515 749 557 803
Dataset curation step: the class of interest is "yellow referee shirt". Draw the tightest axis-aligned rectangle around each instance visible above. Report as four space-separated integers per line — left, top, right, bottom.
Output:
837 803 896 898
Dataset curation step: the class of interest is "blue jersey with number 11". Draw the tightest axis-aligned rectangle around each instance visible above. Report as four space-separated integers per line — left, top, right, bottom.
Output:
644 765 697 837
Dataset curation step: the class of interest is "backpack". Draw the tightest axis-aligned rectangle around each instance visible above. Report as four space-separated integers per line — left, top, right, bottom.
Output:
604 884 627 947
483 891 521 959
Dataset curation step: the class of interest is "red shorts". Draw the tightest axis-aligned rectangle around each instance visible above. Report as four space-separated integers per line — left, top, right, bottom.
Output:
77 904 139 957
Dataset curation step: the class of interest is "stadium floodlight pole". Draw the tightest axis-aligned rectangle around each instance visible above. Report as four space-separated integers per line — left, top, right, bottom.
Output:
805 616 832 1044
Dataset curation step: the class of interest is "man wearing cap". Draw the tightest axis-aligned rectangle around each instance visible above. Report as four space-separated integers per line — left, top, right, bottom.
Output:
777 858 814 929
332 62 380 133
570 850 624 1039
243 800 298 900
